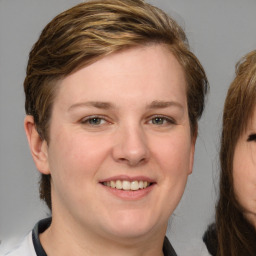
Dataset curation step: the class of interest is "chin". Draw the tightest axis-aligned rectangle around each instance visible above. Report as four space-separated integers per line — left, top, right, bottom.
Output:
105 225 154 241
101 212 163 240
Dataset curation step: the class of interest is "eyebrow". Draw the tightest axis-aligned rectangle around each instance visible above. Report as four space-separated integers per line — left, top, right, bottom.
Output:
68 100 183 111
147 100 183 110
68 101 114 111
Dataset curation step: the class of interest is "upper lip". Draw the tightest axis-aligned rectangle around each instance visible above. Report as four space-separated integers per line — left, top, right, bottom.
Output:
99 175 156 183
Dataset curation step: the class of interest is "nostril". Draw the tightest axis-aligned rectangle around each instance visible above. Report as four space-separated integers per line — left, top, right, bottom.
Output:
115 156 148 166
111 130 150 165
128 156 148 166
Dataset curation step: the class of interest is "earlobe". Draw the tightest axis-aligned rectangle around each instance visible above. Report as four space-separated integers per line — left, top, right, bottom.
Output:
24 115 50 175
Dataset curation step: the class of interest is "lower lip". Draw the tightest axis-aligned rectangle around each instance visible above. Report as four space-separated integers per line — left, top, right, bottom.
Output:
100 183 155 200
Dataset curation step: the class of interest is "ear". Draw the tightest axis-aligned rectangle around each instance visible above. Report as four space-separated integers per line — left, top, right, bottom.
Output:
188 128 197 175
24 115 50 175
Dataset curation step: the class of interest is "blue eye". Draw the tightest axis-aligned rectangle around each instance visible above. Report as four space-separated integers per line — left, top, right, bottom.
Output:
150 116 175 125
152 117 165 125
81 116 106 126
89 117 103 125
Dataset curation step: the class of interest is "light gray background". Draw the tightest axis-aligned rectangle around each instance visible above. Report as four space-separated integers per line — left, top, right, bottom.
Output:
0 0 256 255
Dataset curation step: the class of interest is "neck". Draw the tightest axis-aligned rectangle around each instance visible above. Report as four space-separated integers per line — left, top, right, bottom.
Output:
40 215 166 256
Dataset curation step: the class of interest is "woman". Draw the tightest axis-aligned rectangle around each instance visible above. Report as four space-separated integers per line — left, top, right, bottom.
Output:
6 0 208 255
204 50 256 256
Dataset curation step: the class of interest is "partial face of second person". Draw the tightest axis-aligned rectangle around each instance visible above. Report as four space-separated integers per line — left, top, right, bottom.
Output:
28 44 195 241
233 108 256 228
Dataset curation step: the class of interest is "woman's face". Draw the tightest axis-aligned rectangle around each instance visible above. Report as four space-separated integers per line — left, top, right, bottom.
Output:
37 44 195 241
233 108 256 227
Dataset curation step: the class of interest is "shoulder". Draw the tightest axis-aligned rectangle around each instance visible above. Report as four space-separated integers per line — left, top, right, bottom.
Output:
3 232 37 256
202 223 217 256
163 236 178 256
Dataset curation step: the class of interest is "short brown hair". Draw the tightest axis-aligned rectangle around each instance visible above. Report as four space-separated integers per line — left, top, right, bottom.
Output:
215 50 256 255
24 0 208 210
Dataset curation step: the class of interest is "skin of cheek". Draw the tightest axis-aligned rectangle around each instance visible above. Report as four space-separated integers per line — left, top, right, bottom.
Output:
156 131 194 214
233 138 256 226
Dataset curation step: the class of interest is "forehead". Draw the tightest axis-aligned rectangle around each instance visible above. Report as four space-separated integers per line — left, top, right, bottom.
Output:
54 44 187 108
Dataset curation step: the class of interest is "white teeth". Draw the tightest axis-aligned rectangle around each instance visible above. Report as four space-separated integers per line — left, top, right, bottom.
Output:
110 180 116 188
131 181 138 191
103 180 151 191
123 181 131 190
139 181 144 189
116 180 122 189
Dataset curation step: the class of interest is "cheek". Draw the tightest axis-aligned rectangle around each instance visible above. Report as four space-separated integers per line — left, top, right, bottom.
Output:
233 148 246 198
150 134 192 216
47 132 112 209
233 142 256 226
151 132 193 181
233 144 256 208
48 132 109 186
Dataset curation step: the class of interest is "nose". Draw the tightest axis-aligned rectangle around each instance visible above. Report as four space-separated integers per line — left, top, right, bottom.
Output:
112 124 149 166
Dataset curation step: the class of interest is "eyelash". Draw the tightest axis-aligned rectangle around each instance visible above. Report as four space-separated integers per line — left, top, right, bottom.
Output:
247 133 256 142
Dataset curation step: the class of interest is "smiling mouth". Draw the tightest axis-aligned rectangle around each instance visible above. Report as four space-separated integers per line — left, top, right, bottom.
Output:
102 180 152 191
